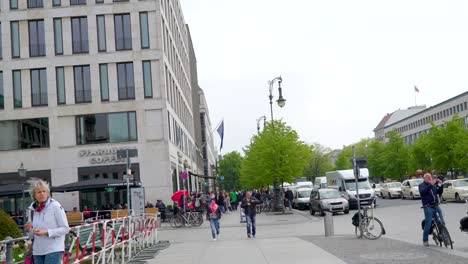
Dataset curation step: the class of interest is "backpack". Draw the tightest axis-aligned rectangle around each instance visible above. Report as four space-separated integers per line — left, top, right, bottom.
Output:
352 212 363 227
421 219 433 234
460 217 468 231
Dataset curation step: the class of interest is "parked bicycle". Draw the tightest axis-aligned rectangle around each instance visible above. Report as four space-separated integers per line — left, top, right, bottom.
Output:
169 209 203 228
353 201 385 240
421 203 453 249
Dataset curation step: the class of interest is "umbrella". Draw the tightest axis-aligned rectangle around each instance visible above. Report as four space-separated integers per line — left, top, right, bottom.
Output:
171 190 189 202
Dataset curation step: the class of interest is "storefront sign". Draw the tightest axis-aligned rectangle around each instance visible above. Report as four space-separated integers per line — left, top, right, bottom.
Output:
79 147 137 164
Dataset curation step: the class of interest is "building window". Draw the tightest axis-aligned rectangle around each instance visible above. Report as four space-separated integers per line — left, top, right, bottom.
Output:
13 70 22 108
117 62 135 100
74 65 91 103
99 64 109 101
140 12 150 49
10 0 18 9
71 17 89 54
0 118 49 150
54 18 63 55
70 0 86 5
96 15 107 52
53 0 61 6
30 68 48 106
29 20 46 57
76 111 137 145
0 71 3 109
96 0 104 3
114 14 132 51
56 67 66 105
113 0 129 2
0 23 2 59
11 21 20 58
27 0 43 8
143 61 152 98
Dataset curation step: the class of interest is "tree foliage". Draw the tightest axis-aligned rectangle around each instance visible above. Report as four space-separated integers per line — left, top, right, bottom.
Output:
334 138 373 170
218 151 244 191
303 143 334 181
241 120 312 188
0 210 23 240
382 132 410 179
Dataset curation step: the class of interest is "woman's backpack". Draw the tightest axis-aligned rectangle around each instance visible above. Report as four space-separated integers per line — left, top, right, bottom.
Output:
460 217 468 232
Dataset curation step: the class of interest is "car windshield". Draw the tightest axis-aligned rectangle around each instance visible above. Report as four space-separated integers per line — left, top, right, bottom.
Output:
298 190 311 198
410 179 423 187
453 180 468 187
345 179 371 191
387 183 401 188
320 190 341 199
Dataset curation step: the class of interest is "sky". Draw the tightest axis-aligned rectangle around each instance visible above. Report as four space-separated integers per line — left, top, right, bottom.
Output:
179 0 468 154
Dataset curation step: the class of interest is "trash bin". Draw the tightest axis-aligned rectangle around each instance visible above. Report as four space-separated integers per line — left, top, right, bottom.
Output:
324 211 334 236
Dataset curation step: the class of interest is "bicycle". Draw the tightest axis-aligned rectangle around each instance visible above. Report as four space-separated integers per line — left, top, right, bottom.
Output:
421 203 453 249
169 210 203 228
354 201 385 240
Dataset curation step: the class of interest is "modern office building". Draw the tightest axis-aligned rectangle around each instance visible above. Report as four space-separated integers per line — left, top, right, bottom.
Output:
374 92 468 145
0 0 214 212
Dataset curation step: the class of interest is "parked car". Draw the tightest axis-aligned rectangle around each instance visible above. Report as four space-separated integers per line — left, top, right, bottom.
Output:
309 188 349 216
372 183 383 197
292 187 312 210
380 182 402 199
401 178 423 199
442 179 468 202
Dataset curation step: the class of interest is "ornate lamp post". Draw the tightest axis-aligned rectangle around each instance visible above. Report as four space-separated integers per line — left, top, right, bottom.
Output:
267 76 286 211
256 115 266 134
18 163 27 225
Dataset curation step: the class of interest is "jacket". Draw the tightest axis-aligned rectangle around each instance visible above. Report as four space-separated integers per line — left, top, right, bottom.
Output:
241 197 262 217
419 181 443 206
27 198 70 255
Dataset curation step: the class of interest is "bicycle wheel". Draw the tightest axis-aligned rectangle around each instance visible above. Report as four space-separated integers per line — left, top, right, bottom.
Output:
432 223 442 247
190 213 203 227
360 217 384 240
438 225 453 250
174 214 185 228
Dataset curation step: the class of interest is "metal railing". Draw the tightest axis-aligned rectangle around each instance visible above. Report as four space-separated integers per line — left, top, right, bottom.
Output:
0 213 158 264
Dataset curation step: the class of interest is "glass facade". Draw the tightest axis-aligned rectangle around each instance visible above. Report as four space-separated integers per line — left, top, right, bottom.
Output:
76 111 137 145
56 67 66 105
30 68 48 106
53 18 63 55
0 118 49 151
74 65 91 103
140 12 150 49
114 14 132 50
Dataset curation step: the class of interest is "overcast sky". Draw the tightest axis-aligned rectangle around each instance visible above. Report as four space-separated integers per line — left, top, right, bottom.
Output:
180 0 468 154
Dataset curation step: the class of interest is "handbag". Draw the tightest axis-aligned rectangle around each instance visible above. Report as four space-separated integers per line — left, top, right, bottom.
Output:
24 243 34 264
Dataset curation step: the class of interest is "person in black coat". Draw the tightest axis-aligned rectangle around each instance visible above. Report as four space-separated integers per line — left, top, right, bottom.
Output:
241 191 262 238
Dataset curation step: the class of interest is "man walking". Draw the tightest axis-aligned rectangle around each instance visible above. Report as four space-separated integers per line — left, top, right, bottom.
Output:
241 191 262 238
285 188 294 210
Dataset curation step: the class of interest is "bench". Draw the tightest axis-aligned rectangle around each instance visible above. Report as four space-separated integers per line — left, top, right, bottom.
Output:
66 212 83 226
145 208 159 216
111 210 128 219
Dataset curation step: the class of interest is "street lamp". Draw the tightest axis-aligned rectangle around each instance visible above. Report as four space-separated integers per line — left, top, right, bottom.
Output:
256 115 266 134
267 76 286 212
268 76 286 121
18 163 27 225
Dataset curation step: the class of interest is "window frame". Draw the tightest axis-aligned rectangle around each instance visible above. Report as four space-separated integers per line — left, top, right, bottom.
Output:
0 71 3 109
28 20 46 57
70 0 87 5
139 12 150 49
12 70 22 108
96 15 107 52
142 60 153 98
71 16 89 54
53 18 64 55
27 0 44 8
56 67 66 105
30 68 48 107
114 13 132 51
99 63 109 101
10 21 20 58
74 65 92 103
117 62 135 100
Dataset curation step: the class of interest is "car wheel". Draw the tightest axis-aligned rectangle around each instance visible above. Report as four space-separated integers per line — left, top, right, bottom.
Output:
344 209 349 214
456 193 461 202
410 193 414 200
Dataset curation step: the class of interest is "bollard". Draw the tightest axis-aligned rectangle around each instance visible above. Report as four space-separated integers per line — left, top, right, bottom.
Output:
324 211 334 236
4 237 13 264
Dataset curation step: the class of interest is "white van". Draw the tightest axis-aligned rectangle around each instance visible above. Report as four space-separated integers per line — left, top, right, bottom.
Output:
292 187 313 210
326 168 375 209
314 177 327 189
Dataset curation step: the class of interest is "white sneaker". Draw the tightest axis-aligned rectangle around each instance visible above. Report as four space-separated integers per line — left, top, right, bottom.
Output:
213 238 217 241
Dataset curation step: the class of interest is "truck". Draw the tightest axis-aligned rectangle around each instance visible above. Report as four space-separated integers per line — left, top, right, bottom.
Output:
314 177 327 189
326 168 375 209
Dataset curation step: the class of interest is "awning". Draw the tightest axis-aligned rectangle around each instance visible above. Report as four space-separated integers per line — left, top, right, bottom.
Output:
52 178 141 192
0 183 28 196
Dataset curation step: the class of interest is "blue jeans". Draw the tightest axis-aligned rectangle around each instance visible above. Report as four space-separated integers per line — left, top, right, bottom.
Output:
423 206 446 241
34 251 63 264
210 218 220 239
219 205 225 214
246 214 256 236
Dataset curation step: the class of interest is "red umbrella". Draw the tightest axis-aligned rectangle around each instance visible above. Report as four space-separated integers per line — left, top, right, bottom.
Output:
171 190 189 202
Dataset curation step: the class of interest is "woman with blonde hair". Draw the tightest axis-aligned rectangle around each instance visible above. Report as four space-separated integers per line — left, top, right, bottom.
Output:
24 178 70 264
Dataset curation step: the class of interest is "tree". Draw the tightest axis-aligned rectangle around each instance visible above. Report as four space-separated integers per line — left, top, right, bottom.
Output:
0 210 22 240
408 133 431 173
303 143 333 182
334 138 373 170
382 132 409 180
367 140 386 181
241 120 312 188
218 151 244 191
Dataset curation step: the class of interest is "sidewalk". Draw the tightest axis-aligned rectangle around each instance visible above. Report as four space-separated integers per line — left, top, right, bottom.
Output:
147 207 468 264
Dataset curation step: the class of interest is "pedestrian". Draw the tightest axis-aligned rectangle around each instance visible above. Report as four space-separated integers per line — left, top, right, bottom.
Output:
285 188 294 210
24 178 70 264
230 191 238 210
241 191 262 239
217 191 226 213
208 199 222 241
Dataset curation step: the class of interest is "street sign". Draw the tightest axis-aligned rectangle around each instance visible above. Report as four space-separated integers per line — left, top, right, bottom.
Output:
117 149 138 159
123 174 134 180
220 176 224 181
105 187 115 192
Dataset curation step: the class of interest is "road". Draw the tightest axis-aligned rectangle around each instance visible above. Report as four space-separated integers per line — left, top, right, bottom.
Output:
145 199 468 264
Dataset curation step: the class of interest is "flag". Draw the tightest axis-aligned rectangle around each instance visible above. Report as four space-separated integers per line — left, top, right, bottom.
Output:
217 120 224 151
414 86 419 93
